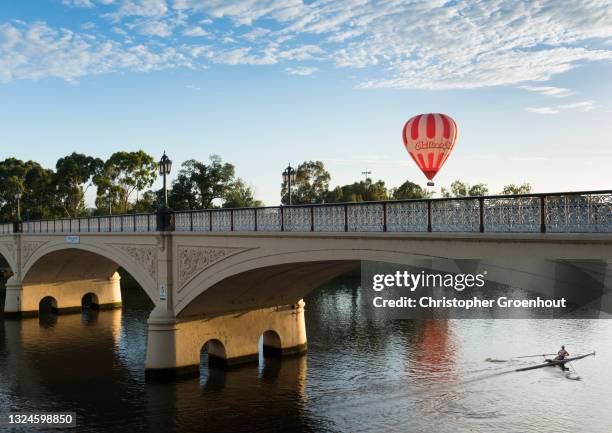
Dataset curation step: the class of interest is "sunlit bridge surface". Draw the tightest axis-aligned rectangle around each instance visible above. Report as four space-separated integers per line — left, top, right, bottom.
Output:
1 278 611 433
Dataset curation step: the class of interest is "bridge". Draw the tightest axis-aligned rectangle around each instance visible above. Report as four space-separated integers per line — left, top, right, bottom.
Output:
1 190 610 378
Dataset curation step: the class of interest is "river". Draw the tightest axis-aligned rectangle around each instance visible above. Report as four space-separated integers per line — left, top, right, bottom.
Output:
1 276 611 433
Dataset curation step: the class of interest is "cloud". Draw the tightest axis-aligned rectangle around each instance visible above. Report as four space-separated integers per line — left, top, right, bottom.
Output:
0 21 190 82
526 100 595 114
2 0 612 88
518 85 574 97
134 20 172 37
285 66 317 76
183 26 209 37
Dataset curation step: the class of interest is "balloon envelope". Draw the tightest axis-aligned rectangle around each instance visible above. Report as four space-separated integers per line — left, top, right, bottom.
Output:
402 113 458 181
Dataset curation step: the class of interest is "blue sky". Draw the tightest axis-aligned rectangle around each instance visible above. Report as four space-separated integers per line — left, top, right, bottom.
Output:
1 0 611 206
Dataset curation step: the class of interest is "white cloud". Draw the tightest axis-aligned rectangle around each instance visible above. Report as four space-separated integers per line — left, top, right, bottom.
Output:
134 20 172 37
519 85 574 97
62 0 94 7
106 0 168 20
2 0 612 89
0 21 190 82
183 26 209 37
285 66 317 76
526 100 595 114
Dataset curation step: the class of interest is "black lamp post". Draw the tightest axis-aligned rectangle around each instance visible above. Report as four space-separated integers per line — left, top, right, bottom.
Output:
282 164 296 205
159 151 172 209
14 191 21 221
157 151 174 232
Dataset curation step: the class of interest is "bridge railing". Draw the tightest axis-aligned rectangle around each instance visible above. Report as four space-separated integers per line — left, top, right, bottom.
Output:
10 190 612 234
21 213 157 234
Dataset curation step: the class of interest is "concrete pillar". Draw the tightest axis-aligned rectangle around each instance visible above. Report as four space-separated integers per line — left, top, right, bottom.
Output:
144 300 308 380
4 275 23 317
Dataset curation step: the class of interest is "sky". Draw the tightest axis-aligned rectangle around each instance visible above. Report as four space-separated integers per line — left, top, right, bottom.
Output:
0 0 611 206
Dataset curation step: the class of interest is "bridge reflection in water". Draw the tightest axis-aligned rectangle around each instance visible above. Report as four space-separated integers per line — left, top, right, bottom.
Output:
2 279 612 432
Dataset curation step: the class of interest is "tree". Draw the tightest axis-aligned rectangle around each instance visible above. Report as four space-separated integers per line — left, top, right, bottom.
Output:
23 165 56 220
501 183 532 195
131 190 159 213
392 180 429 200
222 179 262 208
281 160 330 205
325 178 389 203
0 158 56 220
94 151 157 214
169 155 235 209
55 153 103 217
468 183 489 197
441 180 489 198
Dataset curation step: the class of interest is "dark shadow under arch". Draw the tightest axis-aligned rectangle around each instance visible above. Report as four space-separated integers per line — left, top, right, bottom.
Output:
82 292 100 310
39 296 58 313
201 339 228 369
261 330 282 357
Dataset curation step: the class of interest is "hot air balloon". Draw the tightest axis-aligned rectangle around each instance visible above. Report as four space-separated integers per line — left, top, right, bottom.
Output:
402 113 458 186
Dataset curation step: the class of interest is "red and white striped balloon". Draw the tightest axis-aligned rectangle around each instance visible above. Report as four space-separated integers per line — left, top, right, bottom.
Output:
402 113 458 183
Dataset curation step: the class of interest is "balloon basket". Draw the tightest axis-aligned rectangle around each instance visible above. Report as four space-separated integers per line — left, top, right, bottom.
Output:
427 182 435 187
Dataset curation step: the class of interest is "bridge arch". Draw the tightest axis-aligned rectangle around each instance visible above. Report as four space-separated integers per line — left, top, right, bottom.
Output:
39 295 58 313
22 242 157 303
201 339 228 367
176 246 430 317
82 292 100 310
0 242 16 276
261 330 282 357
175 244 611 319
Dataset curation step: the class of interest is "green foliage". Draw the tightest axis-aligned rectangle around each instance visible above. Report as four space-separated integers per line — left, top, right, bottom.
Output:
324 178 389 203
169 155 236 210
501 183 532 195
222 178 262 208
94 150 157 214
0 158 56 220
392 180 430 200
282 161 331 205
441 180 489 198
55 152 103 217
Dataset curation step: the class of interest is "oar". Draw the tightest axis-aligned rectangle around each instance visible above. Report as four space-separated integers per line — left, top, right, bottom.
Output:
517 353 557 359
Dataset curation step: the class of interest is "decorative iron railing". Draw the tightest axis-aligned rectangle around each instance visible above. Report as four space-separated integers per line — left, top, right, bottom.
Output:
5 190 611 235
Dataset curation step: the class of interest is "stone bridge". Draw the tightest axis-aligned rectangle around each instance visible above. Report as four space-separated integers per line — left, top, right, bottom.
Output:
0 190 610 378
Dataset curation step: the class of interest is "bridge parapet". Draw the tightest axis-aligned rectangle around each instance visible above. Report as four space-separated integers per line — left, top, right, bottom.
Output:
5 190 611 235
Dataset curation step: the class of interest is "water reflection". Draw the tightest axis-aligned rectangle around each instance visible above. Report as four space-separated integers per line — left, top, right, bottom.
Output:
1 278 612 433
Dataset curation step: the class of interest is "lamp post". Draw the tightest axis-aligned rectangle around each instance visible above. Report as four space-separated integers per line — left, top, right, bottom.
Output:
159 151 173 209
157 151 174 232
14 191 21 221
282 164 296 205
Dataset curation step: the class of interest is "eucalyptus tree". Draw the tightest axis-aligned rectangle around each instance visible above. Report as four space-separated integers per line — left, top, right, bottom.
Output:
281 160 331 205
94 151 157 214
169 155 235 209
55 153 103 217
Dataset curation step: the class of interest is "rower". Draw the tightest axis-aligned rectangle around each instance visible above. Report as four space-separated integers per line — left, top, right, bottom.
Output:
555 345 570 360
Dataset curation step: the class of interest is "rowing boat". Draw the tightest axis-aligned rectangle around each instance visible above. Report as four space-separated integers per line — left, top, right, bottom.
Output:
515 352 595 372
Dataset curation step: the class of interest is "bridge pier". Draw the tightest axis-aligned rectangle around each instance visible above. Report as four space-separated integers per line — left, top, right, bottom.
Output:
4 272 122 317
4 275 24 317
145 300 307 379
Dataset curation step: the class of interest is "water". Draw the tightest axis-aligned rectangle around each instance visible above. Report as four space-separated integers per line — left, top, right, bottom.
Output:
1 278 611 433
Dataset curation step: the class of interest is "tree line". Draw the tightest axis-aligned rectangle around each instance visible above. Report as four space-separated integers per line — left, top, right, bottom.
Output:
0 152 260 221
0 153 531 221
280 160 532 205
